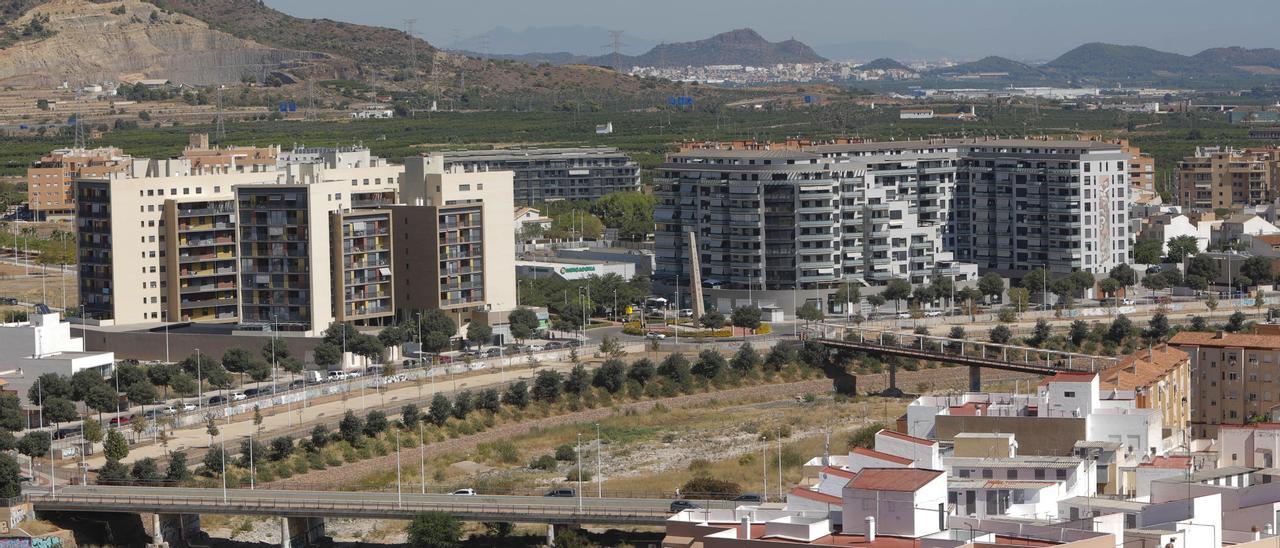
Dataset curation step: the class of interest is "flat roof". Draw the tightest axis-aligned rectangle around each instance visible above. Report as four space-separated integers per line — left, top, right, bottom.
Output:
1061 496 1149 511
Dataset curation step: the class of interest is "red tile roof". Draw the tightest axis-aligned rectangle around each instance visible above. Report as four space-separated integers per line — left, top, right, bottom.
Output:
1039 372 1098 386
876 429 936 447
1170 331 1280 350
822 466 856 479
788 486 842 504
848 468 943 492
850 447 914 465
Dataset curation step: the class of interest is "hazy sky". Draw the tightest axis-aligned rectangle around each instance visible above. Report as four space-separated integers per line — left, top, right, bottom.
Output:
263 0 1278 60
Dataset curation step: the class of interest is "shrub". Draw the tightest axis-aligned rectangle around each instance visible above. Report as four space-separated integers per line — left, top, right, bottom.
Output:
681 477 741 500
554 444 575 461
753 323 772 335
529 454 557 470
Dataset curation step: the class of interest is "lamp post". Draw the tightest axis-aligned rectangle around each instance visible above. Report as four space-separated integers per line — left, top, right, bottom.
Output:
595 422 602 498
395 431 402 507
576 432 583 512
419 420 426 495
195 349 203 413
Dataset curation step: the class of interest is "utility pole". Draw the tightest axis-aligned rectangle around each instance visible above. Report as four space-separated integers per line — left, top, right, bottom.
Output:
403 19 419 88
605 30 625 72
214 84 225 145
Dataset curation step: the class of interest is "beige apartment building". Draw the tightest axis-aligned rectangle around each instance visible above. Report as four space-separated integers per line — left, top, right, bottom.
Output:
28 147 128 219
1176 146 1280 210
1169 331 1280 438
1099 345 1192 444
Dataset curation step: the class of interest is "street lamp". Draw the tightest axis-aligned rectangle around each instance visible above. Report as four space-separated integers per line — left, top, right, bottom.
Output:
576 432 583 512
595 423 602 498
195 348 203 413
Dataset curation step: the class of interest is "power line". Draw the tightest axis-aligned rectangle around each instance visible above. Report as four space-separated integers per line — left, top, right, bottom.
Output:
403 18 419 87
605 30 626 72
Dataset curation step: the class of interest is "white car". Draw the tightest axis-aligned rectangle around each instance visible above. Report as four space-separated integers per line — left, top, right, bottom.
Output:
451 488 476 496
181 403 197 412
161 406 179 415
645 332 666 340
923 310 943 317
527 344 545 352
896 312 911 319
230 392 248 401
1121 299 1135 305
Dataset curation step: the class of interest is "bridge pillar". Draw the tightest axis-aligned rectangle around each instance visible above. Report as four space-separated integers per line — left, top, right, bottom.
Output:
284 516 326 547
141 512 202 548
968 366 981 392
547 523 556 546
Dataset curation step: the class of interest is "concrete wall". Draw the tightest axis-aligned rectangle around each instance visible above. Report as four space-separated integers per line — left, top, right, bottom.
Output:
83 328 325 362
935 416 1086 456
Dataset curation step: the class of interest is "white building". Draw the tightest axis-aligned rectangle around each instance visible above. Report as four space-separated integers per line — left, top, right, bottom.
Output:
842 468 948 539
0 313 114 403
1141 213 1214 256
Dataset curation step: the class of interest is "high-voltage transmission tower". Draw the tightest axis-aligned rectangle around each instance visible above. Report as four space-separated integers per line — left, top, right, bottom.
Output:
214 85 226 144
605 30 625 71
403 18 419 87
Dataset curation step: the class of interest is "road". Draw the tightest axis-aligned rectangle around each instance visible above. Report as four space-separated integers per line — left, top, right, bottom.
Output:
30 485 735 525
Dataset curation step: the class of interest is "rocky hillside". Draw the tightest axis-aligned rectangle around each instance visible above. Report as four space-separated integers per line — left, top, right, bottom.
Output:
586 28 826 68
0 0 329 86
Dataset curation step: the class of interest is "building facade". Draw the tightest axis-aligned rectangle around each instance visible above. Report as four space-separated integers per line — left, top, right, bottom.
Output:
28 147 128 220
424 147 640 204
1170 331 1280 438
1176 146 1280 210
654 138 1130 314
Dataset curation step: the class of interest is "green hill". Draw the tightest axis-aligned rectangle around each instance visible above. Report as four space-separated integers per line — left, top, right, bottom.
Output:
858 58 909 71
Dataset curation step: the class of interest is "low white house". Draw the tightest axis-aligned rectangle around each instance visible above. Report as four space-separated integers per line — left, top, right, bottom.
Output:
842 468 947 539
0 313 114 402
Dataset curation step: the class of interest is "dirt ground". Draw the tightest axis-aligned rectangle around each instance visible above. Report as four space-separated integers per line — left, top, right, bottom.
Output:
0 262 76 309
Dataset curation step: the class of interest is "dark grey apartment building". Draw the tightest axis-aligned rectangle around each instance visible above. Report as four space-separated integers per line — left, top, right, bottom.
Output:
427 147 640 204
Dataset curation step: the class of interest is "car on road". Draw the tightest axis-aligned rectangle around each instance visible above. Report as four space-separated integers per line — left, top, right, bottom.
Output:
160 405 180 415
564 339 582 348
1146 265 1163 274
1121 298 1135 305
670 500 700 512
54 427 77 439
0 297 16 305
527 344 545 352
645 332 666 340
733 493 764 503
108 416 131 427
484 348 502 358
180 403 197 412
451 488 477 496
545 341 563 350
328 371 349 381
545 488 575 497
896 312 911 319
208 395 228 405
678 309 694 318
288 380 305 391
923 310 943 317
229 392 248 401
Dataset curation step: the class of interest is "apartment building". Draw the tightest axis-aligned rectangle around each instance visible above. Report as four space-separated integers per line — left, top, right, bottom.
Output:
1169 330 1280 438
77 150 402 332
1099 345 1193 444
654 138 1130 314
393 155 517 325
423 147 640 204
28 147 128 219
1176 146 1280 210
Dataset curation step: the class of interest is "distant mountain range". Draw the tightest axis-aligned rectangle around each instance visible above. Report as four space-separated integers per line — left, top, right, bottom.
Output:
446 25 659 57
457 28 827 68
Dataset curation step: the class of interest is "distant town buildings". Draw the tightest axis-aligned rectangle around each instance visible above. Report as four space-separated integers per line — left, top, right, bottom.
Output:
1176 146 1280 210
27 146 128 220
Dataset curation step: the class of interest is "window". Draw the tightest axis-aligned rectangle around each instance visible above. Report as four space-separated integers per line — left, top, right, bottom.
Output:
1034 468 1046 480
1055 469 1067 480
1007 469 1017 479
1064 391 1076 398
982 469 993 479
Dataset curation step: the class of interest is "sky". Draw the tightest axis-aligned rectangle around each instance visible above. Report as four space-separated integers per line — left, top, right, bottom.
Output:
263 0 1279 61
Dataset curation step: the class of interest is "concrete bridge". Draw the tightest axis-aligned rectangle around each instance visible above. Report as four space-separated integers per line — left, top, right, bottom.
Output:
29 485 733 546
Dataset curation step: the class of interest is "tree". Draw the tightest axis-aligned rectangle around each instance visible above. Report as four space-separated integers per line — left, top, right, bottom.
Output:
269 436 294 461
865 294 887 313
1108 315 1134 344
98 459 129 484
1147 312 1171 341
592 359 627 393
364 410 388 436
731 305 763 331
565 364 590 395
554 529 591 548
1166 235 1200 262
126 382 157 408
731 343 761 373
428 393 452 426
407 512 462 548
508 308 540 342
170 372 197 397
0 454 20 498
834 284 861 312
29 373 71 403
419 309 458 342
1134 239 1162 265
221 347 263 384
165 451 191 483
130 457 161 485
43 397 77 425
796 301 823 326
599 335 625 358
693 349 727 378
658 353 693 388
1242 256 1274 286
1099 278 1122 302
314 343 343 369
401 404 421 429
202 445 225 474
339 410 364 445
989 325 1012 344
1007 287 1031 313
1069 320 1089 347
1028 319 1052 347
147 363 175 398
627 358 656 385
1186 274 1209 292
532 370 564 403
376 325 408 349
83 418 103 451
451 391 473 419
70 369 108 402
1187 255 1219 282
1021 268 1049 295
104 430 129 461
238 438 265 469
17 431 50 460
883 278 912 314
699 309 726 329
1227 311 1247 333
1109 264 1136 290
310 425 330 448
680 477 742 500
466 317 493 347
978 272 1005 303
503 381 529 409
1191 315 1209 331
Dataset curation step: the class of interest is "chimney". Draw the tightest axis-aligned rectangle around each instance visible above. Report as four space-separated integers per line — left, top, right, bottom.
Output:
1215 330 1226 339
740 516 751 540
865 516 876 542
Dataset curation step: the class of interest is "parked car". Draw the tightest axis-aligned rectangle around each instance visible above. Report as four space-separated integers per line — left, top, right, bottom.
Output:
733 493 764 503
347 371 363 378
160 405 179 415
670 500 700 512
645 332 666 340
545 341 563 350
564 339 582 348
0 297 17 305
366 366 384 376
328 371 349 381
108 415 131 426
545 488 575 498
923 310 943 317
54 427 77 439
1146 265 1163 274
243 387 263 398
230 392 248 401
526 344 545 352
896 312 911 319
484 348 502 358
288 380 305 390
208 395 228 405
1121 298 1135 306
180 403 197 412
451 488 477 496
678 309 694 318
